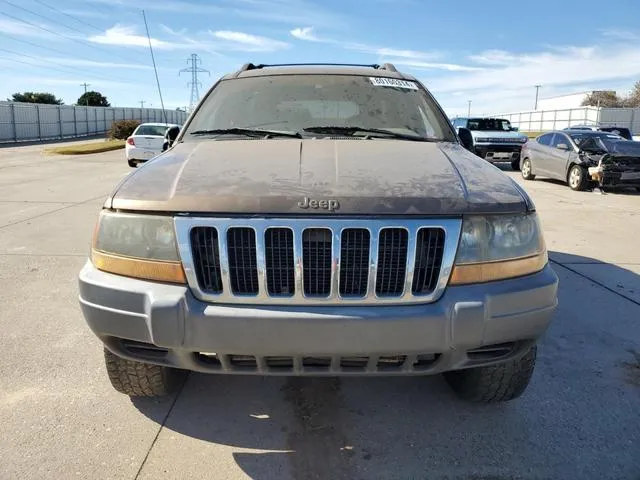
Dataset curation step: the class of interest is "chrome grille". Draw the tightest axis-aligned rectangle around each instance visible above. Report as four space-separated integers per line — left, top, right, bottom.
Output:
264 228 295 296
177 218 461 305
412 228 445 295
339 229 370 297
302 228 332 296
190 227 223 293
227 227 259 295
376 228 408 296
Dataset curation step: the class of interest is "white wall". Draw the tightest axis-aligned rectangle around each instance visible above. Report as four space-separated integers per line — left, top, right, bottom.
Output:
537 92 590 110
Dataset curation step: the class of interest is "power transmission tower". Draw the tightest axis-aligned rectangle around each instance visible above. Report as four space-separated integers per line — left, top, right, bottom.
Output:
180 54 209 110
139 100 146 108
80 82 90 106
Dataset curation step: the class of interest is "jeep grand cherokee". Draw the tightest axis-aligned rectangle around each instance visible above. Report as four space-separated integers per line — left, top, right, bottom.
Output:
78 63 558 403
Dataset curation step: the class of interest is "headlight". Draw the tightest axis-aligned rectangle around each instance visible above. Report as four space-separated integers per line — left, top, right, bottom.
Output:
91 210 185 283
449 213 547 285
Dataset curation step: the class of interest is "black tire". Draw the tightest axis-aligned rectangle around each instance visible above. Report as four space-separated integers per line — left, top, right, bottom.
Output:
521 158 535 180
568 164 588 191
444 345 537 403
511 159 521 171
128 159 137 168
104 347 185 397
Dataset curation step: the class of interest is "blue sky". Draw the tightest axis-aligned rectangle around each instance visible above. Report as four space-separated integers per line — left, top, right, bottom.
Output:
1 0 640 115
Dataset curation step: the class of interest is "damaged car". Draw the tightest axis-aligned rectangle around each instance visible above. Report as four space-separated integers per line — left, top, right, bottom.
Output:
520 130 640 191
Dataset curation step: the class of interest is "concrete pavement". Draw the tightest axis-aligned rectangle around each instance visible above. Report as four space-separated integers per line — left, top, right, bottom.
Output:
0 145 638 479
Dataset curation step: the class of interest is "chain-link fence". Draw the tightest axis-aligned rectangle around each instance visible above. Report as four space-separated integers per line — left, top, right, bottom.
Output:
0 102 188 143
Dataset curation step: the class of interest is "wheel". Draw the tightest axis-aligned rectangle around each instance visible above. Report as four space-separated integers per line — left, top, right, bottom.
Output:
568 164 587 191
127 159 137 168
511 159 521 171
104 347 185 397
444 345 537 403
521 158 535 180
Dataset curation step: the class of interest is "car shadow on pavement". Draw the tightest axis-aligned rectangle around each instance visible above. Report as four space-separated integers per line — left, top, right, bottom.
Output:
130 251 640 480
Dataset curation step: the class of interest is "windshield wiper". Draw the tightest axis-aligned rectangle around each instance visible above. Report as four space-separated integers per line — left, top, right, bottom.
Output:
190 128 301 139
303 126 439 142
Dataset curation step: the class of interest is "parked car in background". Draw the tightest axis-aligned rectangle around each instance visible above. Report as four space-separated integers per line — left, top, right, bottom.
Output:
452 117 529 170
520 130 640 191
125 123 181 167
563 125 633 141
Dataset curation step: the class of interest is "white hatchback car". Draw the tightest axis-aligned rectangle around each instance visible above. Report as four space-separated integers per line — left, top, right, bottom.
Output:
125 123 180 167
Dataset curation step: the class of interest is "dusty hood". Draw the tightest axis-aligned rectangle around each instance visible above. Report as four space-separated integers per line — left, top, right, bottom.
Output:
109 139 528 215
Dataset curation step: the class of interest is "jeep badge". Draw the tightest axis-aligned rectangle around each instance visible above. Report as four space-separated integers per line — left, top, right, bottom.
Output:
297 197 340 211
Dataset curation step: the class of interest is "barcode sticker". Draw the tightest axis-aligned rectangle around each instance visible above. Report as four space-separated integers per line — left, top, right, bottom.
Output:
369 77 419 90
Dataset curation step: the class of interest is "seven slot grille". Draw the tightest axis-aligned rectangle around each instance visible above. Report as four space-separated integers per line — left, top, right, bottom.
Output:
187 223 448 303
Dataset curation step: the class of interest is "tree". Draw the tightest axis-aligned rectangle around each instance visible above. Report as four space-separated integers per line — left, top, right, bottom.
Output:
77 91 110 107
581 90 624 108
624 81 640 108
9 92 63 104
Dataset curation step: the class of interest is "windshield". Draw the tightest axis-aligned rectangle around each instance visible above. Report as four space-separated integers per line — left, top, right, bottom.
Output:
135 125 170 136
569 132 624 149
466 118 512 131
183 75 455 141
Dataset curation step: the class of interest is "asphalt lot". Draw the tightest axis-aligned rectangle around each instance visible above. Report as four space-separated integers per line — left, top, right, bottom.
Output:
1 141 639 480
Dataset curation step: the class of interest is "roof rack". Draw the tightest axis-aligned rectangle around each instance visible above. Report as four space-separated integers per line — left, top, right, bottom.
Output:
234 62 398 76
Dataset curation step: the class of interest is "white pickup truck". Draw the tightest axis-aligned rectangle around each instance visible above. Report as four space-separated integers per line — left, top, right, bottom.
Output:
452 117 529 170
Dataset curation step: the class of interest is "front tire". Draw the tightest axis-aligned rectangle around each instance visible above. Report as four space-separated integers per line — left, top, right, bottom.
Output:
444 345 537 403
128 159 137 168
104 348 185 397
568 165 587 191
521 158 535 180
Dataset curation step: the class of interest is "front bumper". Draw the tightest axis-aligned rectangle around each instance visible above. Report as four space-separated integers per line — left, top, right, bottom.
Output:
78 261 558 376
474 144 522 161
588 166 640 188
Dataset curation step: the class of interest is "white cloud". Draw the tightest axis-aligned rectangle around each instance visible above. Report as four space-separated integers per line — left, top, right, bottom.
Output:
432 44 640 115
211 30 289 51
289 26 440 61
89 25 169 48
388 59 484 72
45 57 152 70
290 27 321 42
600 29 640 41
0 18 56 39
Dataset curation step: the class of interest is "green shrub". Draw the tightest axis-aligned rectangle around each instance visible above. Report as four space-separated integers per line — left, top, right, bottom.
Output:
108 120 140 139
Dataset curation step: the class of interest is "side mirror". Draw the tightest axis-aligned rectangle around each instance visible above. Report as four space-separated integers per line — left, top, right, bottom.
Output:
557 143 570 151
511 126 519 132
163 126 180 152
457 127 474 152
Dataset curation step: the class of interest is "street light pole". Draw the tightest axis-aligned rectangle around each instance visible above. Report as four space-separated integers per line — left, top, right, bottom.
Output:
467 100 471 116
534 85 541 110
80 82 90 106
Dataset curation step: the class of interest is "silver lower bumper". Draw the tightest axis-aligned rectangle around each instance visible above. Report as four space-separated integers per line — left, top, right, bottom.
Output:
78 261 558 376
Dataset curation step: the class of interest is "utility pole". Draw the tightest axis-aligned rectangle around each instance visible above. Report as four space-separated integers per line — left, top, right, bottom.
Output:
467 100 471 117
534 85 541 110
180 54 209 110
80 82 90 106
139 100 146 108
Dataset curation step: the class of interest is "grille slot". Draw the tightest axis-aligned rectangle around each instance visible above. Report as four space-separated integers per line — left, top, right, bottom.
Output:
183 218 457 305
302 228 332 296
265 228 295 296
190 227 223 294
227 227 259 295
339 228 370 297
412 228 446 295
376 228 408 296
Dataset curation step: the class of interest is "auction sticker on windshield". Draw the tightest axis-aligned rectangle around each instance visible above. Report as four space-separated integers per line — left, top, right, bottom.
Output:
369 77 419 90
